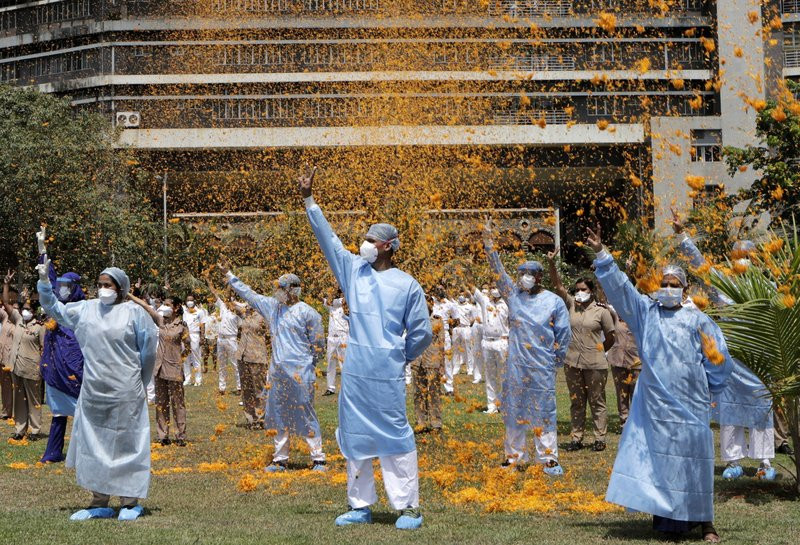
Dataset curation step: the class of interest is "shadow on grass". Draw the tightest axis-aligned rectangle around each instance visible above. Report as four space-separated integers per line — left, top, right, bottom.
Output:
570 518 696 542
715 475 798 506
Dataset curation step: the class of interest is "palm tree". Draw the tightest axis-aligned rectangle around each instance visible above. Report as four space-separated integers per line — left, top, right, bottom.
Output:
707 223 800 494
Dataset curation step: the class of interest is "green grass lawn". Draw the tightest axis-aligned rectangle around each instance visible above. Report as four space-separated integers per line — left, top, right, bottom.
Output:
1 366 798 545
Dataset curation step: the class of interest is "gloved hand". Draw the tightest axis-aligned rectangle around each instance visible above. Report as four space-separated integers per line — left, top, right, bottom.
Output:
36 258 50 282
36 225 47 255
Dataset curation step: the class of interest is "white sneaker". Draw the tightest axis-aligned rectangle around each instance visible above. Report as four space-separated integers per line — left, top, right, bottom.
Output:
483 405 498 414
183 379 190 386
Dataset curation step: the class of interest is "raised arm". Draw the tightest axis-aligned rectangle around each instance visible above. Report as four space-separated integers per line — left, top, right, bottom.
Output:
546 250 569 302
2 270 15 318
36 226 58 286
300 166 356 294
128 292 163 327
220 266 276 321
403 282 433 362
36 258 82 330
588 225 651 336
483 220 514 300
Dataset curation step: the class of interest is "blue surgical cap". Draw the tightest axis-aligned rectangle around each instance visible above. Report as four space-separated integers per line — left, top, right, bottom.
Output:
662 264 687 287
517 261 544 274
278 273 301 288
100 267 130 298
733 240 756 253
366 223 400 252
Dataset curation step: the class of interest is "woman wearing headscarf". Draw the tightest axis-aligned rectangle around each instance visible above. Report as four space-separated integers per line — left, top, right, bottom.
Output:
36 226 86 463
36 247 157 522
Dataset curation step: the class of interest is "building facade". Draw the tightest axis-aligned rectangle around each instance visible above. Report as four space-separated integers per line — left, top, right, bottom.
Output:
0 0 792 248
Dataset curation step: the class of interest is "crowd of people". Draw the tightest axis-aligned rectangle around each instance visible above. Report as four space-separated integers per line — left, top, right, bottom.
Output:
0 169 794 541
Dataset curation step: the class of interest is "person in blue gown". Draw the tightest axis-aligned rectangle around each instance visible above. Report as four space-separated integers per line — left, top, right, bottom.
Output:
670 213 776 480
37 255 157 522
35 226 85 464
482 221 571 475
217 267 327 471
298 166 432 530
586 225 733 543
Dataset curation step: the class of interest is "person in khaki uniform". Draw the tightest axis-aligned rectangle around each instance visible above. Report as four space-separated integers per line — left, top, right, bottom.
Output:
0 304 17 420
547 255 615 452
3 273 46 440
235 305 269 428
606 310 641 430
412 303 445 433
129 293 190 446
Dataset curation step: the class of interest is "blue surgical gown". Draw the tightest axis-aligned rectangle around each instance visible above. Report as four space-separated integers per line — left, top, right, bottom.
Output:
593 250 733 522
306 198 432 460
485 246 571 433
678 236 773 430
37 280 157 499
228 276 325 437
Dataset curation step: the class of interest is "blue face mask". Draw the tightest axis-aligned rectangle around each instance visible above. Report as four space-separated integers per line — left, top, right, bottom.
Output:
655 287 683 308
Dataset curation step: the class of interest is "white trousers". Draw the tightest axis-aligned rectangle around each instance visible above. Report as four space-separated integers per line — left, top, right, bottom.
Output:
471 327 484 380
451 326 473 377
272 429 325 463
183 333 203 385
720 425 775 463
346 450 419 510
443 330 455 393
146 376 155 404
504 423 558 464
217 336 240 392
482 339 508 408
326 336 347 391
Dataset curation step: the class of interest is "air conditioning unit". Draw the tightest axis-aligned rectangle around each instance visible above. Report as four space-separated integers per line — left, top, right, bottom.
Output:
116 111 140 128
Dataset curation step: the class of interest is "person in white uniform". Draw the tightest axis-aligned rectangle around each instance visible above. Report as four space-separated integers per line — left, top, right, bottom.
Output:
181 294 206 386
473 286 509 414
323 289 349 396
206 278 242 395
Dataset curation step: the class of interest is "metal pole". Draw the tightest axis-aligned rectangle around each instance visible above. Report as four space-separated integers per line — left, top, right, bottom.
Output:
162 171 168 255
554 206 561 254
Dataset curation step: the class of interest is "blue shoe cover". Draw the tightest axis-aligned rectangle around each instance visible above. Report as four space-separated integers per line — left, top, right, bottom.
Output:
311 462 327 472
760 467 777 481
70 507 115 521
543 462 564 476
396 511 423 530
723 464 744 480
264 463 287 473
118 505 144 521
335 507 372 526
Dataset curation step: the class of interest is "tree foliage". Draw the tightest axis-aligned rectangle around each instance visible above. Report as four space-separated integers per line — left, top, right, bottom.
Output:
0 85 162 287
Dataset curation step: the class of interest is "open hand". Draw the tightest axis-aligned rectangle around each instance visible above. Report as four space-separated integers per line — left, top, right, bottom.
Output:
36 225 47 255
670 207 684 234
35 260 49 282
4 269 15 285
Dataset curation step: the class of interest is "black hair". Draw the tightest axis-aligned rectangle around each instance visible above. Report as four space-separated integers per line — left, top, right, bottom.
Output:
575 277 595 292
165 296 184 317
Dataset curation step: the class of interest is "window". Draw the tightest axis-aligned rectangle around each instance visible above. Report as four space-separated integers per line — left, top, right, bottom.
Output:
587 96 617 116
691 129 721 162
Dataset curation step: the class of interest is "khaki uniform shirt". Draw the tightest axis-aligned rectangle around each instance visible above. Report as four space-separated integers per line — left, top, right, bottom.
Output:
0 308 14 368
607 319 641 369
564 296 614 370
236 312 269 364
154 319 189 382
8 310 45 380
413 317 446 371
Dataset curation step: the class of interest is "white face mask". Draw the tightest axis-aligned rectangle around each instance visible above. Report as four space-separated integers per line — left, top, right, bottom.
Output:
490 289 501 299
519 274 536 290
58 286 72 300
186 301 195 309
332 297 343 307
655 287 683 308
275 290 288 304
575 291 592 303
157 305 173 318
21 310 33 322
359 240 378 264
98 287 117 306
458 296 467 304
